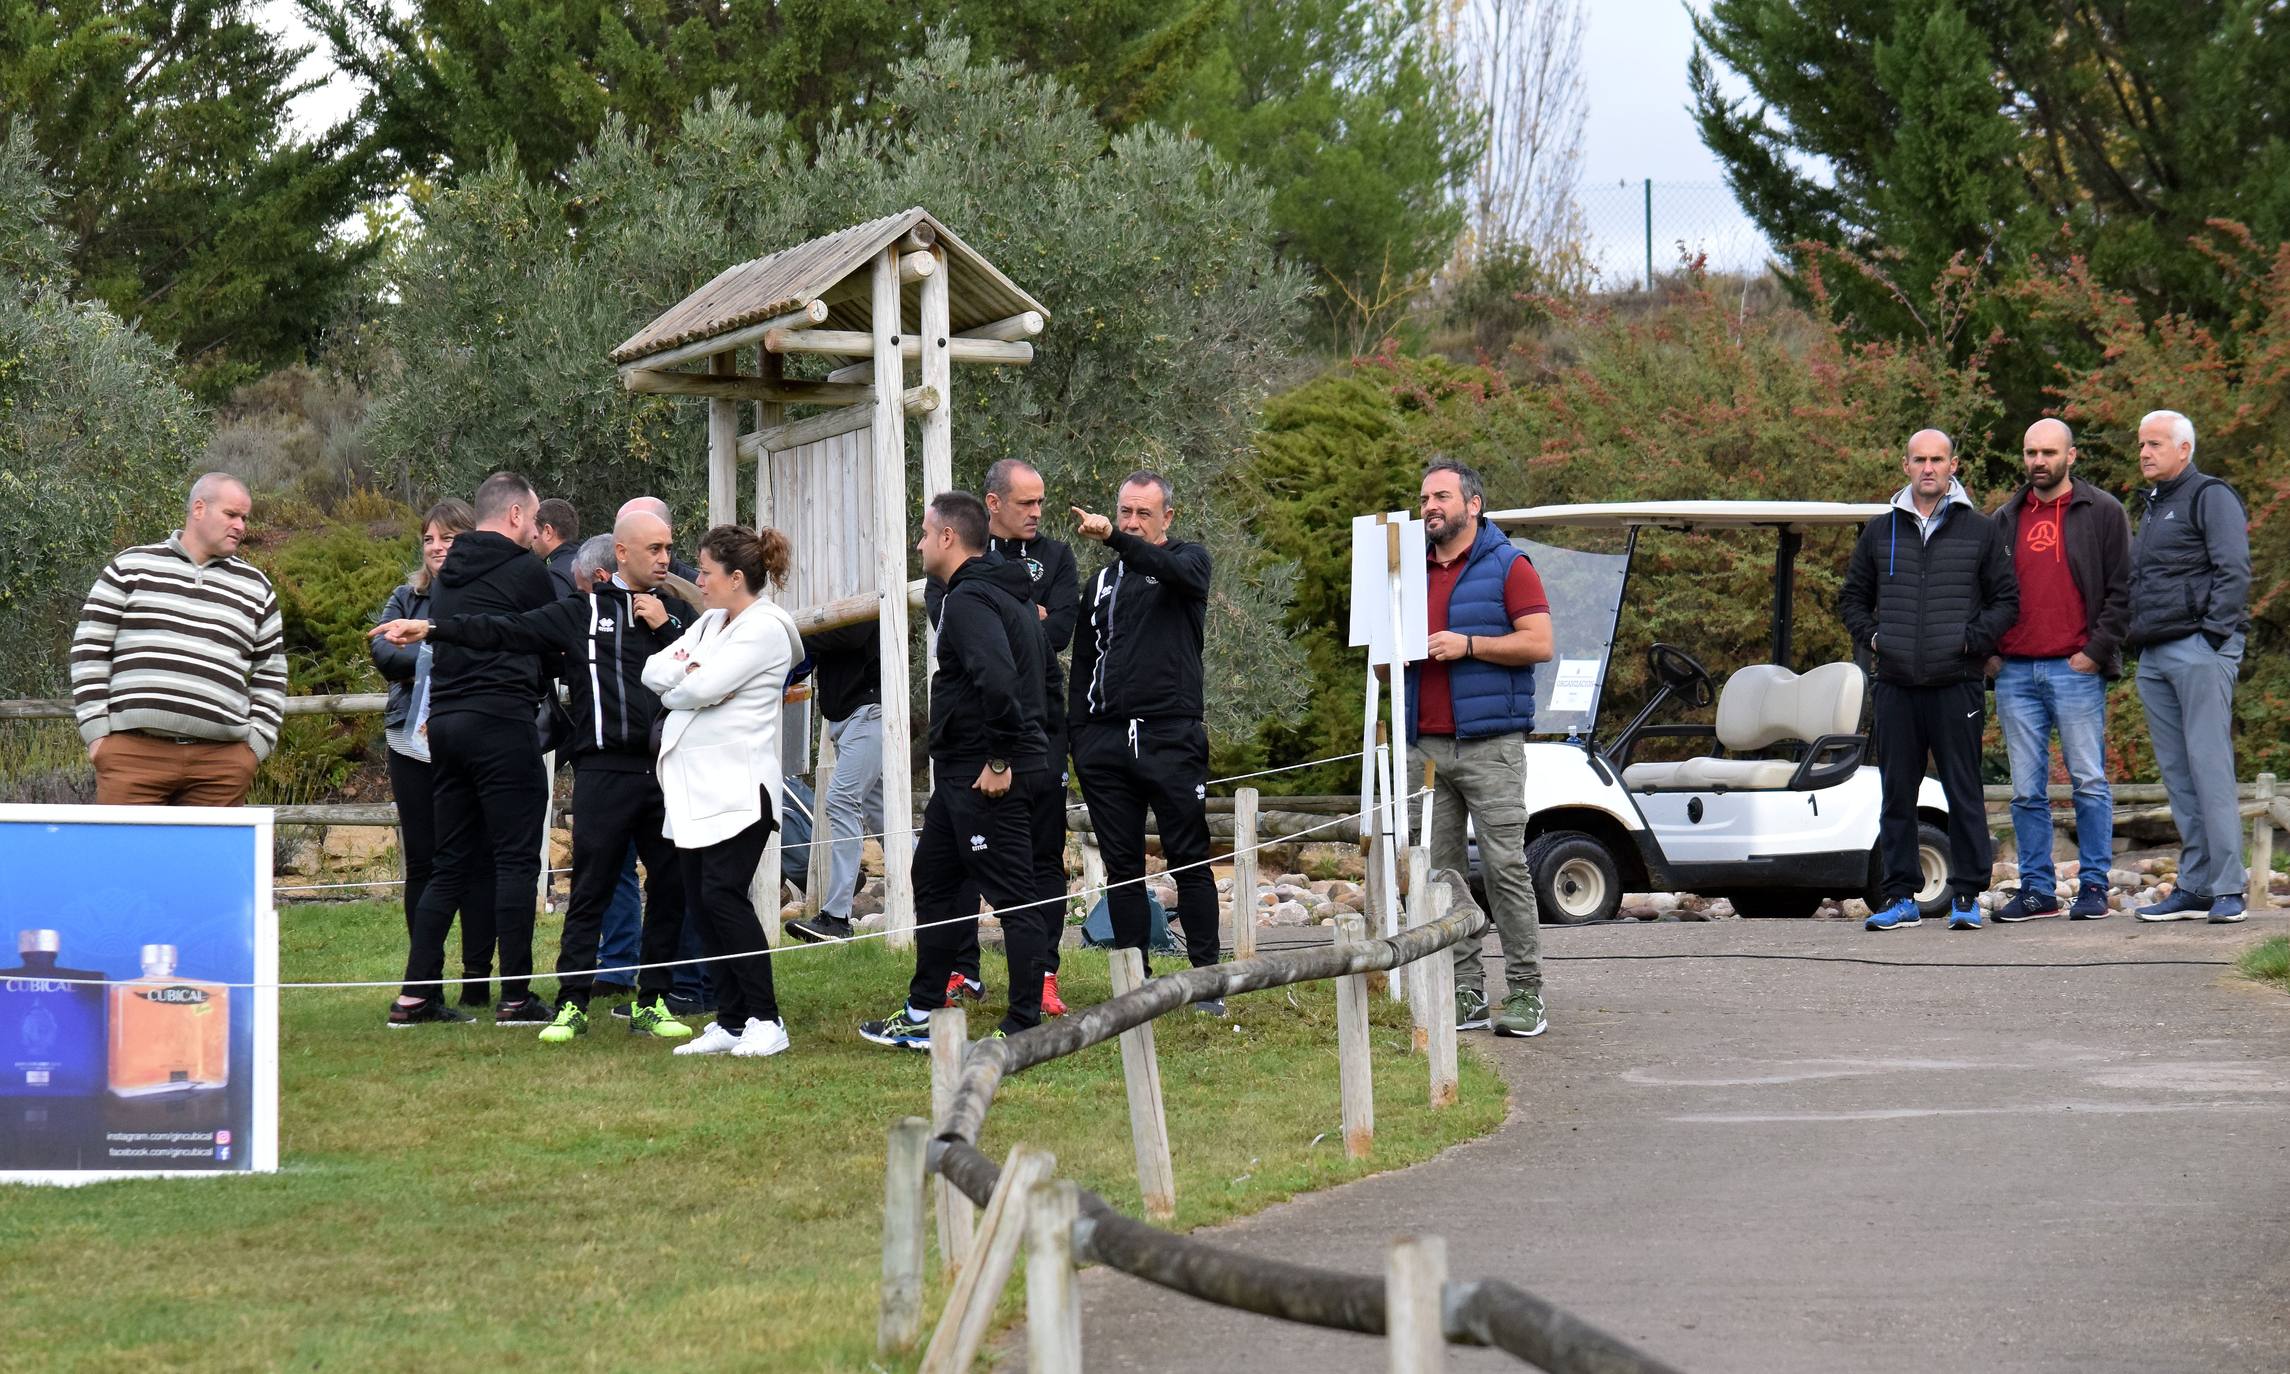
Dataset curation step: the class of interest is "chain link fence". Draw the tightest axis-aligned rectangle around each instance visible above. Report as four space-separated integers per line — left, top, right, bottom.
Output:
1574 179 1774 288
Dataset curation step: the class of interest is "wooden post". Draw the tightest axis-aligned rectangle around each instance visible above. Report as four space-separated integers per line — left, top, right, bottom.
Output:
917 248 954 499
1383 519 1409 862
803 714 838 918
1384 1234 1449 1374
707 350 739 527
872 245 917 950
752 347 782 528
1404 845 1432 1055
930 1007 976 1275
877 1116 930 1355
918 1144 1058 1374
1427 883 1458 1109
1025 1179 1084 1374
749 852 783 948
1334 912 1375 1159
1230 786 1260 962
1107 947 1177 1221
2254 773 2277 909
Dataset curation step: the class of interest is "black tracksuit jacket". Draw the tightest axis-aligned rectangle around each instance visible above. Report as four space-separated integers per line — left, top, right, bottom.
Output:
1840 492 2019 688
990 533 1079 738
427 583 696 769
1068 530 1211 726
425 531 560 721
802 622 882 723
928 553 1049 774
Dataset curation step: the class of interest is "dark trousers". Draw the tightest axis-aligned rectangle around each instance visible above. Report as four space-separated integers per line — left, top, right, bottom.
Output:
401 711 547 1002
908 771 1048 1035
676 809 780 1032
1074 719 1218 968
387 748 497 978
558 764 685 1008
952 739 1069 982
1874 679 1992 903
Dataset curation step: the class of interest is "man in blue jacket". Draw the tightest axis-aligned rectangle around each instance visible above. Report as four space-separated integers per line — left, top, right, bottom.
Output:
2126 409 2254 924
1411 461 1553 1037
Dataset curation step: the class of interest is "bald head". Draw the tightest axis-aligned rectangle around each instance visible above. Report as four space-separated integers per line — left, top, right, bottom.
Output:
616 496 671 524
612 510 674 591
183 472 251 563
2020 418 2076 497
1900 428 1960 512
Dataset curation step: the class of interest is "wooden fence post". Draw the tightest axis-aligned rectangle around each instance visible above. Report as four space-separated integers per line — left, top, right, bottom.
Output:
1427 883 1458 1109
1107 947 1178 1221
1230 786 1260 963
1384 1234 1449 1374
1403 845 1432 1055
918 1143 1057 1374
2254 773 2277 909
930 1008 976 1275
1364 826 1391 1001
877 1116 930 1354
1025 1178 1084 1374
1334 912 1375 1159
802 714 838 918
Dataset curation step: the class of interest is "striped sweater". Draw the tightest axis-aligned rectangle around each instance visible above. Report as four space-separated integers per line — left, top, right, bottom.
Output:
71 535 289 760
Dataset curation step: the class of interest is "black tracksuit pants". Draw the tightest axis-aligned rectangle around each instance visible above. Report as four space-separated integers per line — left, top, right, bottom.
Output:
402 711 547 1002
908 770 1048 1035
558 763 685 1008
1874 679 1992 903
1073 718 1218 968
951 735 1068 984
387 748 497 979
676 807 780 1032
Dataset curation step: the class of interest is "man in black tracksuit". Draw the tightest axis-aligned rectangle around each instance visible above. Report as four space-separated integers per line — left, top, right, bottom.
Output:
1841 430 2019 932
1067 471 1218 986
391 473 561 1026
860 492 1051 1048
383 512 701 1040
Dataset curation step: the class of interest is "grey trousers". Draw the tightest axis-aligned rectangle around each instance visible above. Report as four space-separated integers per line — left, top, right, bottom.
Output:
1413 732 1542 993
821 705 886 919
2137 632 2246 897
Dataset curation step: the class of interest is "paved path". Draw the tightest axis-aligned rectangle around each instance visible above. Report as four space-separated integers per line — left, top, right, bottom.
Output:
1059 912 2290 1373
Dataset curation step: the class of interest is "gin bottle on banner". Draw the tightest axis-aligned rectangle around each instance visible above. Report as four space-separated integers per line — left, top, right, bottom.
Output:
1 929 106 1096
108 944 229 1096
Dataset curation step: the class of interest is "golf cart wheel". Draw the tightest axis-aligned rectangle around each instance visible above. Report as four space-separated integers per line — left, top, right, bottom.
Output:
1525 831 1622 924
1726 889 1825 920
1864 821 1953 918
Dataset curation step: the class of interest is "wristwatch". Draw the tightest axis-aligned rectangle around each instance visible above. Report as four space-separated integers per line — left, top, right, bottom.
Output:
987 758 1010 775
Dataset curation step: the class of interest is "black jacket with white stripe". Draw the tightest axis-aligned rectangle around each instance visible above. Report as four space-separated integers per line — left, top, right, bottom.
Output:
1067 530 1211 727
426 583 697 770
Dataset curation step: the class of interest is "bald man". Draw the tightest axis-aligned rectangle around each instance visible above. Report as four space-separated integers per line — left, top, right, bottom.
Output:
1841 429 2019 931
1983 420 2132 922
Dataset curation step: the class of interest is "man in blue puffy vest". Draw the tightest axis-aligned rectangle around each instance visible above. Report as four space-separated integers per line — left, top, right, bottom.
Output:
1410 460 1554 1037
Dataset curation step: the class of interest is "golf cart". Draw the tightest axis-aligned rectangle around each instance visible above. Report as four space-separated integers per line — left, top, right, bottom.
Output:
1478 500 1955 923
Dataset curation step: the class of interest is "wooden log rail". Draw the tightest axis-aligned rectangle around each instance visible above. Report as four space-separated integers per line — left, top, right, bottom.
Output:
911 871 1685 1372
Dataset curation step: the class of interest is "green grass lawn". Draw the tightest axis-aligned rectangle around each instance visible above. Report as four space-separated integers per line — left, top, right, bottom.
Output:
0 900 1505 1372
2239 934 2290 993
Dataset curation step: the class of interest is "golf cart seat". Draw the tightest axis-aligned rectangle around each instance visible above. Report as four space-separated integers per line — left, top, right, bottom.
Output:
1623 662 1865 792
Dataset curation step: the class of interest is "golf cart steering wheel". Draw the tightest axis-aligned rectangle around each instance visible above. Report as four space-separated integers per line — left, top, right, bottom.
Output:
1646 643 1716 709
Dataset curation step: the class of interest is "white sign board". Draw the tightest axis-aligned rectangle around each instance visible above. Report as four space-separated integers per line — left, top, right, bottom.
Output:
1550 658 1601 714
1347 513 1428 666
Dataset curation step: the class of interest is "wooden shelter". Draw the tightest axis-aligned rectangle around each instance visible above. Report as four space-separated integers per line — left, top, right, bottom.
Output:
612 208 1051 948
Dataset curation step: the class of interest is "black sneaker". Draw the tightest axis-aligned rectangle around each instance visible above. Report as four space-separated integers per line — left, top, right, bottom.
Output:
1192 997 1228 1017
664 992 716 1017
494 995 555 1027
2068 885 2112 920
784 913 855 944
946 973 986 1003
1993 890 2061 923
387 998 472 1028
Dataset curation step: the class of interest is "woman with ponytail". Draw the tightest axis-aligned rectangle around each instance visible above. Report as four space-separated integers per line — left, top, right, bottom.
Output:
641 525 805 1058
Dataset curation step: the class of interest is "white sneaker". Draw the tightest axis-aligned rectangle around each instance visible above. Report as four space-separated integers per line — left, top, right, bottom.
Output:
729 1017 790 1058
672 1022 741 1056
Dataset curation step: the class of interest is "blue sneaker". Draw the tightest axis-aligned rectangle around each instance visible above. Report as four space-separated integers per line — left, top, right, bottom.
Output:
1993 890 2059 923
857 1005 933 1051
1865 897 1921 931
1947 895 1982 930
2208 894 2248 924
2136 889 2211 922
2068 884 2112 920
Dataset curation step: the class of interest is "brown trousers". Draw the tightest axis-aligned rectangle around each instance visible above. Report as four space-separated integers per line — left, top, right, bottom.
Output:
93 731 259 807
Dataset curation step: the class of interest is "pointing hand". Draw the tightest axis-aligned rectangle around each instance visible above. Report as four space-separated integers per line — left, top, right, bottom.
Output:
1071 506 1113 542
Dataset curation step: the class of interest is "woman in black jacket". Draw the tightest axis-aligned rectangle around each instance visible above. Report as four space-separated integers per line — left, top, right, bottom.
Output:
370 498 497 1007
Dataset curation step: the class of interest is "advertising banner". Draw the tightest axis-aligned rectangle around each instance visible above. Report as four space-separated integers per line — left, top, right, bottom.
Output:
0 805 278 1184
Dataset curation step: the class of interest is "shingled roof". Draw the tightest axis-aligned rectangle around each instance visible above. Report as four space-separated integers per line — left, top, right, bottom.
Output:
609 207 1050 366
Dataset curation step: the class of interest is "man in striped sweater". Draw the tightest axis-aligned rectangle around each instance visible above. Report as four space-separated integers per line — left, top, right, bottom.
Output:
71 472 287 806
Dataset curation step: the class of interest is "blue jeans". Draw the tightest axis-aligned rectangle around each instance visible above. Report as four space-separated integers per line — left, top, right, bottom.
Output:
595 846 641 985
1994 657 2113 899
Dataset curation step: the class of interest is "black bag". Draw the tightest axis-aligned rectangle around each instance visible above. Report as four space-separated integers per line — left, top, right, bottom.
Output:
535 691 575 754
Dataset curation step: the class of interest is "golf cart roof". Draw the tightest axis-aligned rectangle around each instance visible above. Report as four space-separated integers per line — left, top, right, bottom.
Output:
1486 500 1888 532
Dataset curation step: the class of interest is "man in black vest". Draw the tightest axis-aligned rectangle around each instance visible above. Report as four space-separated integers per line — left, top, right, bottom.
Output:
1841 429 2019 933
2127 408 2254 923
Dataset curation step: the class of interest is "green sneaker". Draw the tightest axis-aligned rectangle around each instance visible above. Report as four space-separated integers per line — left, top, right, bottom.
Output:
537 1001 588 1044
1492 988 1547 1039
626 997 693 1040
1455 987 1490 1031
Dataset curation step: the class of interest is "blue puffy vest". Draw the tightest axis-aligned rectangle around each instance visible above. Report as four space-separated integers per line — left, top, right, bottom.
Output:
1408 518 1538 742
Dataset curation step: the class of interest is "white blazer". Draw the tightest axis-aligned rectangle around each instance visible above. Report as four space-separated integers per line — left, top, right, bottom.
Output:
642 601 804 850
